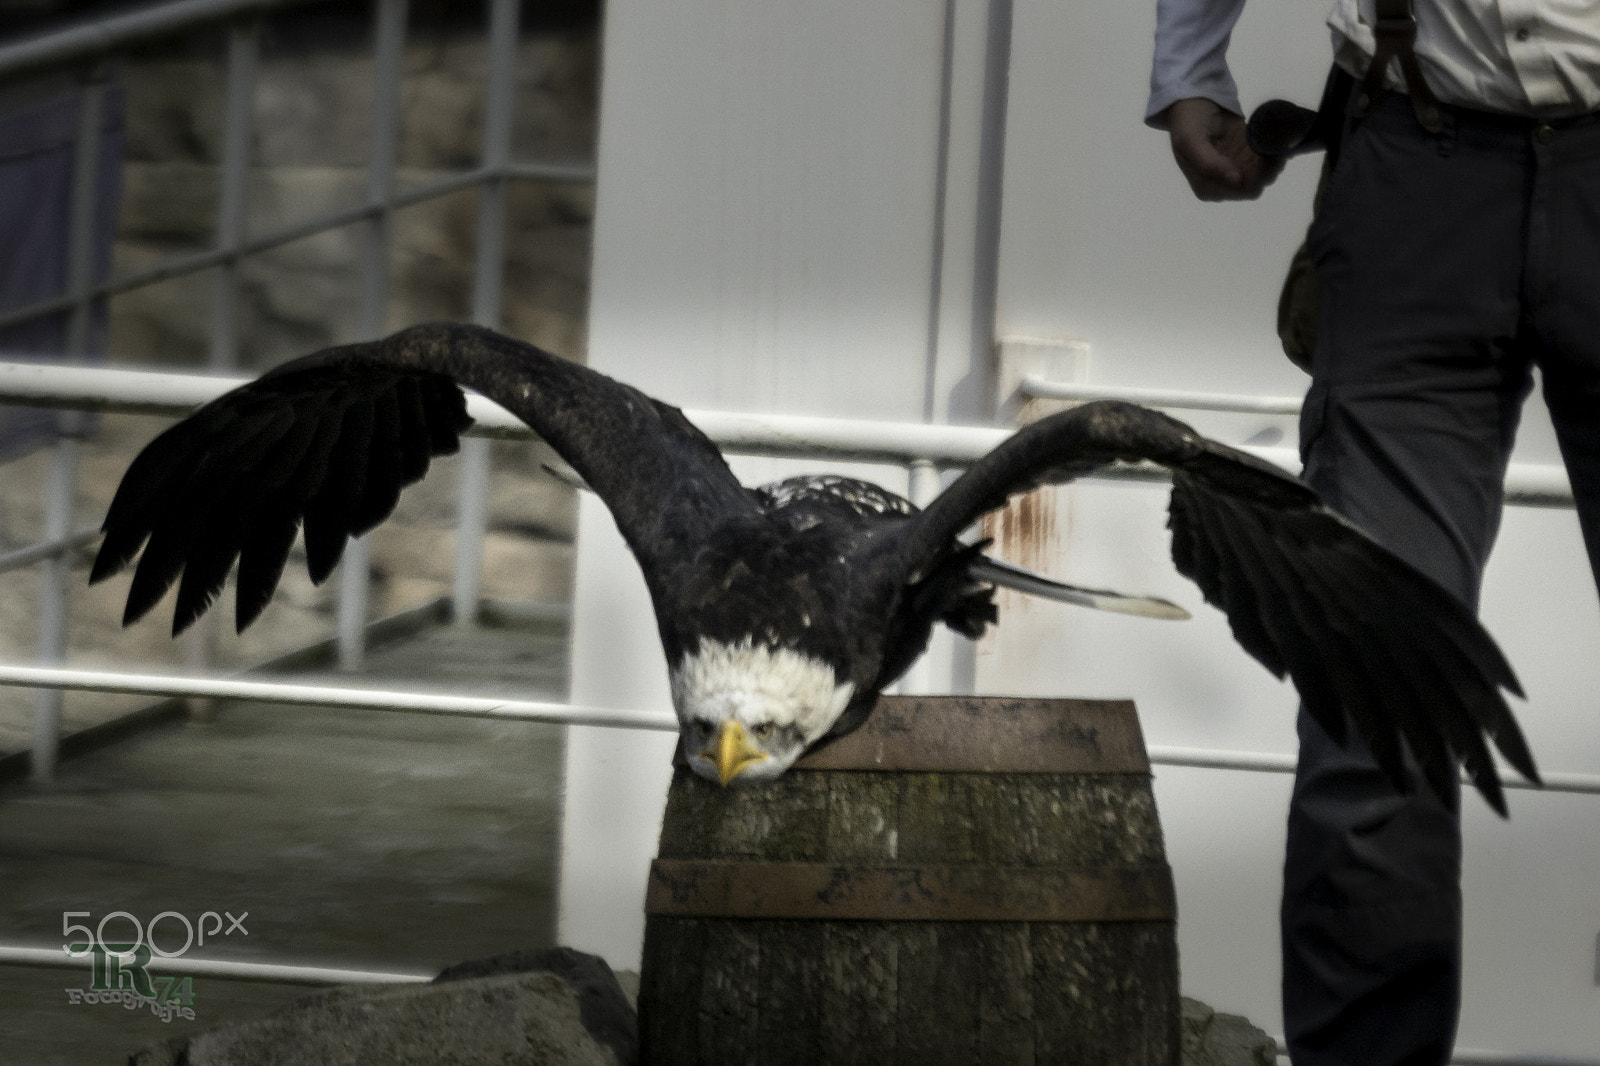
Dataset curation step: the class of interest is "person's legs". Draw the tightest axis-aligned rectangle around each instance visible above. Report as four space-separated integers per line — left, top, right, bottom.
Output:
1526 116 1600 594
1285 94 1534 1066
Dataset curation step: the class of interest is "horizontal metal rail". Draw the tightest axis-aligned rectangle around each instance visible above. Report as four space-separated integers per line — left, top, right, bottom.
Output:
1147 744 1599 795
0 524 99 576
0 944 429 985
1023 375 1305 416
0 359 1016 463
0 0 324 79
0 161 595 334
1448 1051 1600 1066
0 361 1577 503
1019 375 1573 507
505 159 598 184
0 662 1592 795
0 664 679 732
1274 1037 1600 1066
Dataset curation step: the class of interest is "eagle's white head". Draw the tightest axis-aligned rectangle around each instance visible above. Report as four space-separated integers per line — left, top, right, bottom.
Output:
669 637 856 785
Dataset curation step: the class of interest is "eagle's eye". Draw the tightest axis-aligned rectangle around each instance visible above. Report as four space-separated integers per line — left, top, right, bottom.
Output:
750 722 776 742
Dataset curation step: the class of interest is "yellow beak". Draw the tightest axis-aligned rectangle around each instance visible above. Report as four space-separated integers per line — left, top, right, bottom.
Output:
702 720 768 786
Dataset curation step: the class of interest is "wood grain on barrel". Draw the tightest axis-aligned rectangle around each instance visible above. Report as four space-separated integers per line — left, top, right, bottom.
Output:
640 696 1180 1065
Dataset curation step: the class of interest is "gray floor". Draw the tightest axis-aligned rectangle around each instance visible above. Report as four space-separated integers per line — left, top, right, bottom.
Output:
0 616 569 1065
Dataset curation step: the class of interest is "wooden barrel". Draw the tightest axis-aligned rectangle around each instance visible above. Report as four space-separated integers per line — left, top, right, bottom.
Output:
638 695 1178 1065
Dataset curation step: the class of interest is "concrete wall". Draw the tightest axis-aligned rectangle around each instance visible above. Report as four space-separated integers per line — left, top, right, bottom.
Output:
568 1 1600 1056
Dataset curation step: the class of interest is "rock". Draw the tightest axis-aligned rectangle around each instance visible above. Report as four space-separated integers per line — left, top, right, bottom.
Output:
435 947 637 1064
129 948 637 1066
1181 996 1279 1066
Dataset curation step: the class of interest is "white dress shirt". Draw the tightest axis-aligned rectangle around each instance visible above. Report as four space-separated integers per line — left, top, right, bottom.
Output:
1148 0 1600 123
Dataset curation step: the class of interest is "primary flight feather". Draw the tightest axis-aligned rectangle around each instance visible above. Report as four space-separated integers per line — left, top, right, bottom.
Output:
92 323 1540 813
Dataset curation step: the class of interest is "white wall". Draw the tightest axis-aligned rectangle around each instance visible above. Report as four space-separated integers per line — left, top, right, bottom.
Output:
566 1 1600 1055
561 0 964 968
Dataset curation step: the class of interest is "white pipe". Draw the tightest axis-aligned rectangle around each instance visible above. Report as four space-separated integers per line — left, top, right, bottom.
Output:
451 438 493 626
1147 744 1600 795
0 524 100 575
0 361 250 410
1018 377 1573 506
450 0 518 629
0 362 1574 502
1447 1051 1600 1066
336 535 372 671
0 664 679 732
0 360 1012 461
0 660 1592 794
32 436 79 783
1021 375 1306 415
686 407 1009 463
896 460 945 696
1271 1036 1600 1066
0 944 429 986
1148 744 1299 775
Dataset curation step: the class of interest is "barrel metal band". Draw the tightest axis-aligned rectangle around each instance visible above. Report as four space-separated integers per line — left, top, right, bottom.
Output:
645 859 1175 922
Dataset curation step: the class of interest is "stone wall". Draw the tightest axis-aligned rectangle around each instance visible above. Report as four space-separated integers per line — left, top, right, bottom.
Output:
0 2 599 752
112 3 599 367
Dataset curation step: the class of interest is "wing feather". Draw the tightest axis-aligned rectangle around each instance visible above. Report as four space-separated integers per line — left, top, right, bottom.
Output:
392 377 432 484
119 405 298 628
903 399 1536 812
1257 505 1505 811
95 323 749 634
301 397 373 585
352 385 403 536
1168 481 1295 688
1199 484 1451 801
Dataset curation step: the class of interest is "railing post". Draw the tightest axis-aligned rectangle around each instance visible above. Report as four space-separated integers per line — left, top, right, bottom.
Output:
188 14 262 705
32 436 80 782
338 0 408 671
32 65 110 783
453 0 520 628
208 15 259 374
895 459 943 695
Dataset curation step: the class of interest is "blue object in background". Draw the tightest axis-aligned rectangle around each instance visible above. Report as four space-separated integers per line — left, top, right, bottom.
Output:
0 74 124 462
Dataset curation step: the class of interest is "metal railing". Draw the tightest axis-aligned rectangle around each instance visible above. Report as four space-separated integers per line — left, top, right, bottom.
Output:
0 0 595 781
0 356 1590 795
0 658 1597 795
0 943 430 986
1018 374 1577 507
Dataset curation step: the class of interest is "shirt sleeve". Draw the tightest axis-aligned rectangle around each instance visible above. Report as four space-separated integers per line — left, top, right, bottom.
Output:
1147 0 1250 127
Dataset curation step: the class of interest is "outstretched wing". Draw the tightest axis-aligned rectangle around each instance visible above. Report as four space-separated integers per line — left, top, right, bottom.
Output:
92 323 752 635
903 400 1538 815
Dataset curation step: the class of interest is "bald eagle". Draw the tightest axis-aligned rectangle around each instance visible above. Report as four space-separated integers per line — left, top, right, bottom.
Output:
92 323 1539 813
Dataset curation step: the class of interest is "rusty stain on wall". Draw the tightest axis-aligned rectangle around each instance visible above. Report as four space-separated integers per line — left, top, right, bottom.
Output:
980 485 1070 615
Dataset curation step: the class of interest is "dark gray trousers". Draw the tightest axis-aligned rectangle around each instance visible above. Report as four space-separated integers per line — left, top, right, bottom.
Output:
1286 90 1600 1065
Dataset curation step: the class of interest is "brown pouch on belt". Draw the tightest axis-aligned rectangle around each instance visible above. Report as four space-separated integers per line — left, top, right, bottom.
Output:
1260 0 1443 373
1276 157 1332 374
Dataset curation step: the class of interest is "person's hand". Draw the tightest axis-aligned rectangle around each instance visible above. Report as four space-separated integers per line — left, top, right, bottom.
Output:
1162 97 1282 201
